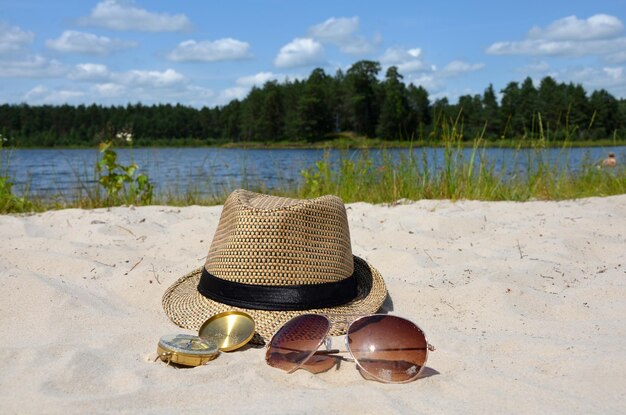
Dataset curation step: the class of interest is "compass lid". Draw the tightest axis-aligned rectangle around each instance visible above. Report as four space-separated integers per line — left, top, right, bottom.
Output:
198 311 255 352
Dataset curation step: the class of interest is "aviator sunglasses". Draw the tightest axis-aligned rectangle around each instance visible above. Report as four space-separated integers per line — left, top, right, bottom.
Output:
265 314 435 383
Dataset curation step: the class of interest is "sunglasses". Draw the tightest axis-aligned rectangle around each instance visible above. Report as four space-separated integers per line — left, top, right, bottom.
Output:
265 314 435 383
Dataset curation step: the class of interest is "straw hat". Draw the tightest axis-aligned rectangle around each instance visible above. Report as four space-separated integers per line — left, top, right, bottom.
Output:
162 189 387 343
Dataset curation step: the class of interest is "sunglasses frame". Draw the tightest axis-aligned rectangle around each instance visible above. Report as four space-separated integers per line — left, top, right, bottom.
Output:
266 313 434 384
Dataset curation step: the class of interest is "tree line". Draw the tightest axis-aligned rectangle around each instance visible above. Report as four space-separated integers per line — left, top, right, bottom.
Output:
1 60 625 147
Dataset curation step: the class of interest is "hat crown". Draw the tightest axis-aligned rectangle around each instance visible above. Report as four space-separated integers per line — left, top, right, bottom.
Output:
205 190 354 286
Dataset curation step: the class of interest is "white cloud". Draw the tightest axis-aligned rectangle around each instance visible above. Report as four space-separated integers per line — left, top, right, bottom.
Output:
487 38 626 57
509 65 626 98
309 17 359 43
429 87 479 104
24 85 85 104
606 50 626 64
217 86 249 104
68 65 183 88
397 61 430 74
378 46 483 95
211 71 301 105
380 47 432 73
603 66 623 81
185 85 214 100
71 66 210 104
155 85 214 105
24 85 47 99
555 65 626 97
79 0 191 32
46 30 136 54
0 22 34 53
528 14 623 41
399 59 483 97
93 82 126 97
112 68 186 87
0 44 218 105
64 68 187 102
69 63 111 81
167 38 251 62
90 79 212 105
405 73 441 91
309 16 380 55
342 32 381 55
213 71 308 105
236 72 281 86
0 55 66 77
407 48 422 59
486 14 626 59
441 60 485 76
274 38 325 68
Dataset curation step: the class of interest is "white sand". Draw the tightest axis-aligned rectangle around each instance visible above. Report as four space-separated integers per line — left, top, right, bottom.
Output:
1 196 625 414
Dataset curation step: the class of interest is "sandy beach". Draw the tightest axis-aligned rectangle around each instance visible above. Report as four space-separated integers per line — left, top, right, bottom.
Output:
1 196 625 414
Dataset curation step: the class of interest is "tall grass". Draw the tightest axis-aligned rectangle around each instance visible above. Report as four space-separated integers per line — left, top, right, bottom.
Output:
296 148 625 203
297 115 626 203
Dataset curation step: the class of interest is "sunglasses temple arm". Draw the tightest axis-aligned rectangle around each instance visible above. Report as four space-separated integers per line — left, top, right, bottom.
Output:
313 349 343 355
311 349 356 362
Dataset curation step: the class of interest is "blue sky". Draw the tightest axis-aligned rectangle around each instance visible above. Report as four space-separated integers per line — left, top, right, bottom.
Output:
1 0 625 107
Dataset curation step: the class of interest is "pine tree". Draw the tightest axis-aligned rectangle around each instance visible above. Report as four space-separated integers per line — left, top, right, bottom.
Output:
519 77 538 136
589 89 620 138
297 68 333 140
376 66 409 140
345 60 381 137
482 84 500 138
500 81 521 138
538 76 566 134
406 84 431 140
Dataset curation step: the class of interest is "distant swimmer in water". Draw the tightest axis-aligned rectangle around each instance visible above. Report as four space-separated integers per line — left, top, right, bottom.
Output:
601 153 617 168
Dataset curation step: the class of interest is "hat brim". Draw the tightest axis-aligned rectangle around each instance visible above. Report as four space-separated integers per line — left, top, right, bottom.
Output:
162 255 387 344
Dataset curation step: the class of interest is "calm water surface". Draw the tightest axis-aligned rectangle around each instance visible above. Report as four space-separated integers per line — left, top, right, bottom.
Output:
2 146 624 200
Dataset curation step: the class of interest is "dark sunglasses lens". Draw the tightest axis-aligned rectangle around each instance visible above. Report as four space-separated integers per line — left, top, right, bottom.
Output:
347 315 428 383
266 314 330 373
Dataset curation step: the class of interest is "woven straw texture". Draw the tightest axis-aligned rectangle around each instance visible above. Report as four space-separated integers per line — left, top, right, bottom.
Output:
162 189 388 343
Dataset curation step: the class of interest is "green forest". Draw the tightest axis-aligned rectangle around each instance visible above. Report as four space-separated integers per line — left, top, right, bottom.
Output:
1 60 625 147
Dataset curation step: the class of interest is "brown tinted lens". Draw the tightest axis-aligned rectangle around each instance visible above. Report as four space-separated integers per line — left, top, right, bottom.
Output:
299 353 338 374
266 314 330 373
347 315 428 383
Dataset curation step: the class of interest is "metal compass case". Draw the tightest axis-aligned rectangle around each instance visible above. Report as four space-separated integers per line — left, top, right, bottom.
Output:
157 311 255 366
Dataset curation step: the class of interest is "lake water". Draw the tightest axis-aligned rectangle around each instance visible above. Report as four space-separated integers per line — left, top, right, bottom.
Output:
2 146 624 200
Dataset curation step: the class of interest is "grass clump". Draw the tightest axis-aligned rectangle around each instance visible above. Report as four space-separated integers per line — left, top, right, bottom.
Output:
96 138 153 207
0 176 32 212
1 135 33 213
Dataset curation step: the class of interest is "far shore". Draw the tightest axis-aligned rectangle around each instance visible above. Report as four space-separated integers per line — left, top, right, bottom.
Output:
3 136 626 150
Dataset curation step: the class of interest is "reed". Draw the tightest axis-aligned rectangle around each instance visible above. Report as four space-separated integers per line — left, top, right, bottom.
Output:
301 149 624 203
297 115 626 203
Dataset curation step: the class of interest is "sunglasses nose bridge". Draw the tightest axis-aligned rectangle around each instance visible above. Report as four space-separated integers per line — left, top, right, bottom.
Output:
323 337 332 351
